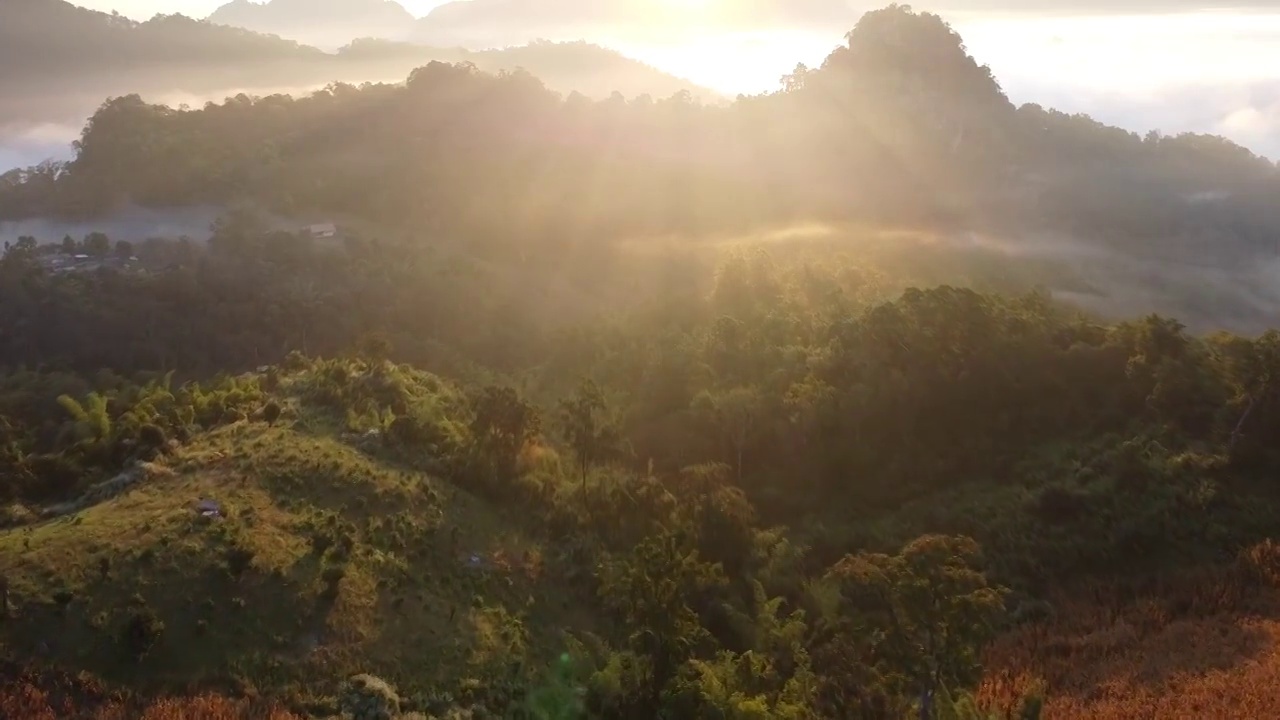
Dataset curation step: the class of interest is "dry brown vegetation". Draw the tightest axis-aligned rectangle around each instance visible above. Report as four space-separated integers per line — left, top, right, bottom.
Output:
980 540 1280 718
0 662 301 719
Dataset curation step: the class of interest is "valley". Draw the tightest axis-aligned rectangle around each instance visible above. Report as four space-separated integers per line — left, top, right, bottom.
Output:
4 3 1280 719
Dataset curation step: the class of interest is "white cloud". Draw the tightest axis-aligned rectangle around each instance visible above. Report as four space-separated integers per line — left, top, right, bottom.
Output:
951 12 1280 158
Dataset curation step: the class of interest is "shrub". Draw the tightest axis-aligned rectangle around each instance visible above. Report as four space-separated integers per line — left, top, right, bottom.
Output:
322 565 347 586
121 608 164 660
137 424 167 455
263 401 282 426
225 544 256 579
339 674 401 720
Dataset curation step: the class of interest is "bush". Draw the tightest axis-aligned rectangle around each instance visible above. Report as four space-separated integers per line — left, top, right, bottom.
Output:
225 544 256 579
121 608 164 660
339 673 401 720
263 401 282 426
137 423 167 454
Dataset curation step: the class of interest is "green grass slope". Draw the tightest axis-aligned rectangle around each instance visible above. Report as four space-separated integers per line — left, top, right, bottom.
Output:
0 364 598 710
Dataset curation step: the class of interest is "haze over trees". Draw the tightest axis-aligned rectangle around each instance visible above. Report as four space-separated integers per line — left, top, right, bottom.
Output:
4 4 1280 720
4 5 1274 258
0 0 715 140
208 0 418 48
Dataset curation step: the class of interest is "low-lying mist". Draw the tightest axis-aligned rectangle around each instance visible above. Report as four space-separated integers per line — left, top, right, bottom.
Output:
640 223 1280 337
0 204 226 246
0 82 347 170
3 197 1277 338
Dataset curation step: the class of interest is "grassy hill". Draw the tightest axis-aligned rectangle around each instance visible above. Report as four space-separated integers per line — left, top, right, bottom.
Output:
0 360 601 716
5 210 1280 718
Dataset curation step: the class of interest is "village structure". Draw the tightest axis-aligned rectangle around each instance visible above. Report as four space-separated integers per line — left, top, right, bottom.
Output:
12 217 346 276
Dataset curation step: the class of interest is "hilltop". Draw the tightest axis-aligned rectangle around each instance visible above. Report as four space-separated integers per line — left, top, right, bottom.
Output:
0 357 603 715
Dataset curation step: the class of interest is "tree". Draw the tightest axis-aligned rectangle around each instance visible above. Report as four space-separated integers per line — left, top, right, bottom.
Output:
558 378 622 503
599 532 727 713
356 331 393 366
822 535 1007 717
694 386 763 484
115 239 134 259
674 464 758 578
83 232 111 257
209 208 267 257
781 63 810 93
469 385 540 483
61 235 77 255
2 236 35 257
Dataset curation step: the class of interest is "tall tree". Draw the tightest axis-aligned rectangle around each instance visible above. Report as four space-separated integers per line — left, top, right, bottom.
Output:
823 535 1007 718
83 232 112 258
469 385 540 484
558 378 622 502
599 532 727 714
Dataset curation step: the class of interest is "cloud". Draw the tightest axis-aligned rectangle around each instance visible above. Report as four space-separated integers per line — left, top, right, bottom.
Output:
413 0 869 45
413 0 1278 45
989 75 1280 159
207 0 418 49
0 121 79 170
938 1 1274 16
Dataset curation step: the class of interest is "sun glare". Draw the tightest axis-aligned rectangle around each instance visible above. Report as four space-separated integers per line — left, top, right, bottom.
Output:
612 30 836 97
654 0 718 19
661 0 714 8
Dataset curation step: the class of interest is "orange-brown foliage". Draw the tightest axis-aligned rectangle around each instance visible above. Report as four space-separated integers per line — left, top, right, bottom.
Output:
0 664 302 720
979 540 1280 718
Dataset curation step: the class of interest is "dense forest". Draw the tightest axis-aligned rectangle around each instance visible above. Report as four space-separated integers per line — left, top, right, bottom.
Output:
4 5 1277 267
4 4 1280 720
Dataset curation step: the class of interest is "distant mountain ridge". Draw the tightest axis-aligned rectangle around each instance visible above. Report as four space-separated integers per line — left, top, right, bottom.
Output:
208 0 417 48
1 0 718 134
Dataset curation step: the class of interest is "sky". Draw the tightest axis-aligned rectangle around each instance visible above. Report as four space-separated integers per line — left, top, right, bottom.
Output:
73 0 450 17
44 1 1280 160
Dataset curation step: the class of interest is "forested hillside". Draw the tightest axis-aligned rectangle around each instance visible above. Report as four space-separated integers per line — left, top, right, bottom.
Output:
0 0 712 130
4 4 1276 264
6 196 1280 719
4 4 1280 720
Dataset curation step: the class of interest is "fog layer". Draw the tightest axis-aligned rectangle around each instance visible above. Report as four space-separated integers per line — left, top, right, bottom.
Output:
0 204 226 246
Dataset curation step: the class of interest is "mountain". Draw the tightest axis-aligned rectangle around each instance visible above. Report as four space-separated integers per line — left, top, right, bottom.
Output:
410 0 862 47
336 38 720 103
0 0 716 143
2 0 322 80
208 0 417 49
4 5 1277 331
0 0 323 112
